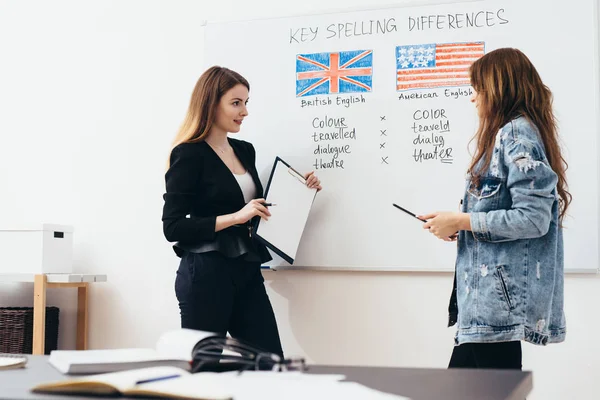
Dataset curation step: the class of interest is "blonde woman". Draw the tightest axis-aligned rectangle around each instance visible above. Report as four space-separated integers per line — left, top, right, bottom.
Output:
162 67 321 356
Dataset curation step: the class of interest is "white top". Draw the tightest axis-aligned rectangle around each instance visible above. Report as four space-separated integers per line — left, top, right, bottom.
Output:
233 171 257 203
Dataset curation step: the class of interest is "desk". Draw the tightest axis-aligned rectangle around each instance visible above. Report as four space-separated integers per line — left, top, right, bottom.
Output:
0 274 106 355
0 356 532 400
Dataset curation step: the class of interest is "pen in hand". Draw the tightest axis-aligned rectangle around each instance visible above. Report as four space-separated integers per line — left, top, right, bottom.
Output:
261 203 277 207
392 203 426 223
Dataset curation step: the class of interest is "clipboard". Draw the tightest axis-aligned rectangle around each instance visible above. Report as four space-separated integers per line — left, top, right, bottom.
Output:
253 157 318 264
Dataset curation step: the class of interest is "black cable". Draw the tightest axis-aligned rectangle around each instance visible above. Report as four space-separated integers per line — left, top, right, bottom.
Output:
190 336 304 373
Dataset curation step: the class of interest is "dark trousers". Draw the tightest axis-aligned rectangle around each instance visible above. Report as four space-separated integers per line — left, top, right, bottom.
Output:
448 341 522 370
175 251 283 357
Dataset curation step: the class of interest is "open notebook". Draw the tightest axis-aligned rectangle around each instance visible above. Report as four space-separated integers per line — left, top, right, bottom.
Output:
31 366 232 400
49 329 216 374
33 367 409 400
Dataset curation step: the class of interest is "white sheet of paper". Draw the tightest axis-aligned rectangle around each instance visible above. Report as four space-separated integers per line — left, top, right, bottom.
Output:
256 159 317 263
171 372 410 400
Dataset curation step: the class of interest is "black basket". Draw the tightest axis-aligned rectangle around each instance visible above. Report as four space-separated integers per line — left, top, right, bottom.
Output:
0 307 59 355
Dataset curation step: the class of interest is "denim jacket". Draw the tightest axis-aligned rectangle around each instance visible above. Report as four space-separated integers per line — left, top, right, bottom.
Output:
449 116 566 346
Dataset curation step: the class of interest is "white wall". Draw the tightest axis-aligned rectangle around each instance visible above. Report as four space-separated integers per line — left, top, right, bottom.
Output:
0 1 598 399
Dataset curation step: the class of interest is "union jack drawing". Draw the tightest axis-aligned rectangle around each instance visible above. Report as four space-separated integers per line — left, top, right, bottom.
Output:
296 50 373 97
396 42 484 91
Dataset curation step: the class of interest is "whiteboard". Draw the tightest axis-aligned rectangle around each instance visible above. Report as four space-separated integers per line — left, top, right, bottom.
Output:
203 0 600 272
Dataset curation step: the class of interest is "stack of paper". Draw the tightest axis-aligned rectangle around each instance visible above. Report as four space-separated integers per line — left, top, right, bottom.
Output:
48 328 214 374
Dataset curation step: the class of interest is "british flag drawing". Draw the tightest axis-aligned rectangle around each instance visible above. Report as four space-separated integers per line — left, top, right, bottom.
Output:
296 50 373 97
396 42 484 91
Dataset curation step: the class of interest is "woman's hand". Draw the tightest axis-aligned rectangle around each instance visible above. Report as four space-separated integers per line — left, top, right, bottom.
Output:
234 198 271 224
418 212 470 240
304 171 322 191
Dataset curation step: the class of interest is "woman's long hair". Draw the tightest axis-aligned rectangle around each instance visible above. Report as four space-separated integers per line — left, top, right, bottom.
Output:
169 66 249 161
468 48 571 221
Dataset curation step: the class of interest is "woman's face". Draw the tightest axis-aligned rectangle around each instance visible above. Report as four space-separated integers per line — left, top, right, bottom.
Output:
213 84 249 134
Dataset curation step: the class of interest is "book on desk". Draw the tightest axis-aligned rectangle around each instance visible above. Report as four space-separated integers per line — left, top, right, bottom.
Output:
32 366 232 400
32 365 409 400
48 328 215 374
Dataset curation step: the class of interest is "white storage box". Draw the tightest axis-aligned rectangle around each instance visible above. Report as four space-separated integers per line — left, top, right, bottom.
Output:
0 224 73 274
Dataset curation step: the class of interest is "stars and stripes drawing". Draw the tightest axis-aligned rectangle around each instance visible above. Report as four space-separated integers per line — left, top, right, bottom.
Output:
396 42 484 91
296 50 373 97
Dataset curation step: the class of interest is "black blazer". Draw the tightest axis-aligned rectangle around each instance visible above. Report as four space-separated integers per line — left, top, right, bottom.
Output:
162 137 271 262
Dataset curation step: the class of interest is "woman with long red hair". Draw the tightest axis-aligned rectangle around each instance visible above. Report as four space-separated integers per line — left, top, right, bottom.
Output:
420 48 570 369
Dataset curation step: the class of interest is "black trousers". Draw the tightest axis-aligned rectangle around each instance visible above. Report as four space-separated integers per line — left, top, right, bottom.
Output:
175 251 283 357
448 341 522 370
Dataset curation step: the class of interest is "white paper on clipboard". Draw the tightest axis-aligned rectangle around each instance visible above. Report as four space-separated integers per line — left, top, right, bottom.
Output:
253 157 317 264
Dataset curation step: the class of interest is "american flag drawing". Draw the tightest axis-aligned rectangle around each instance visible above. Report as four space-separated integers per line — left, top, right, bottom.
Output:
396 42 484 91
296 50 373 97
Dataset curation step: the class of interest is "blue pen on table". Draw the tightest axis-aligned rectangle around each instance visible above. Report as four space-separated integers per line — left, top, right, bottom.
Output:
392 203 427 223
135 374 182 385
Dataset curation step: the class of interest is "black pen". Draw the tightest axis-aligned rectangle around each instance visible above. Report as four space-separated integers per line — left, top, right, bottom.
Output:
261 203 277 207
392 203 427 223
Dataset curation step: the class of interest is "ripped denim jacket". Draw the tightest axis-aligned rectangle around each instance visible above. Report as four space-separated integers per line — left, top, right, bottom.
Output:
449 116 566 346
